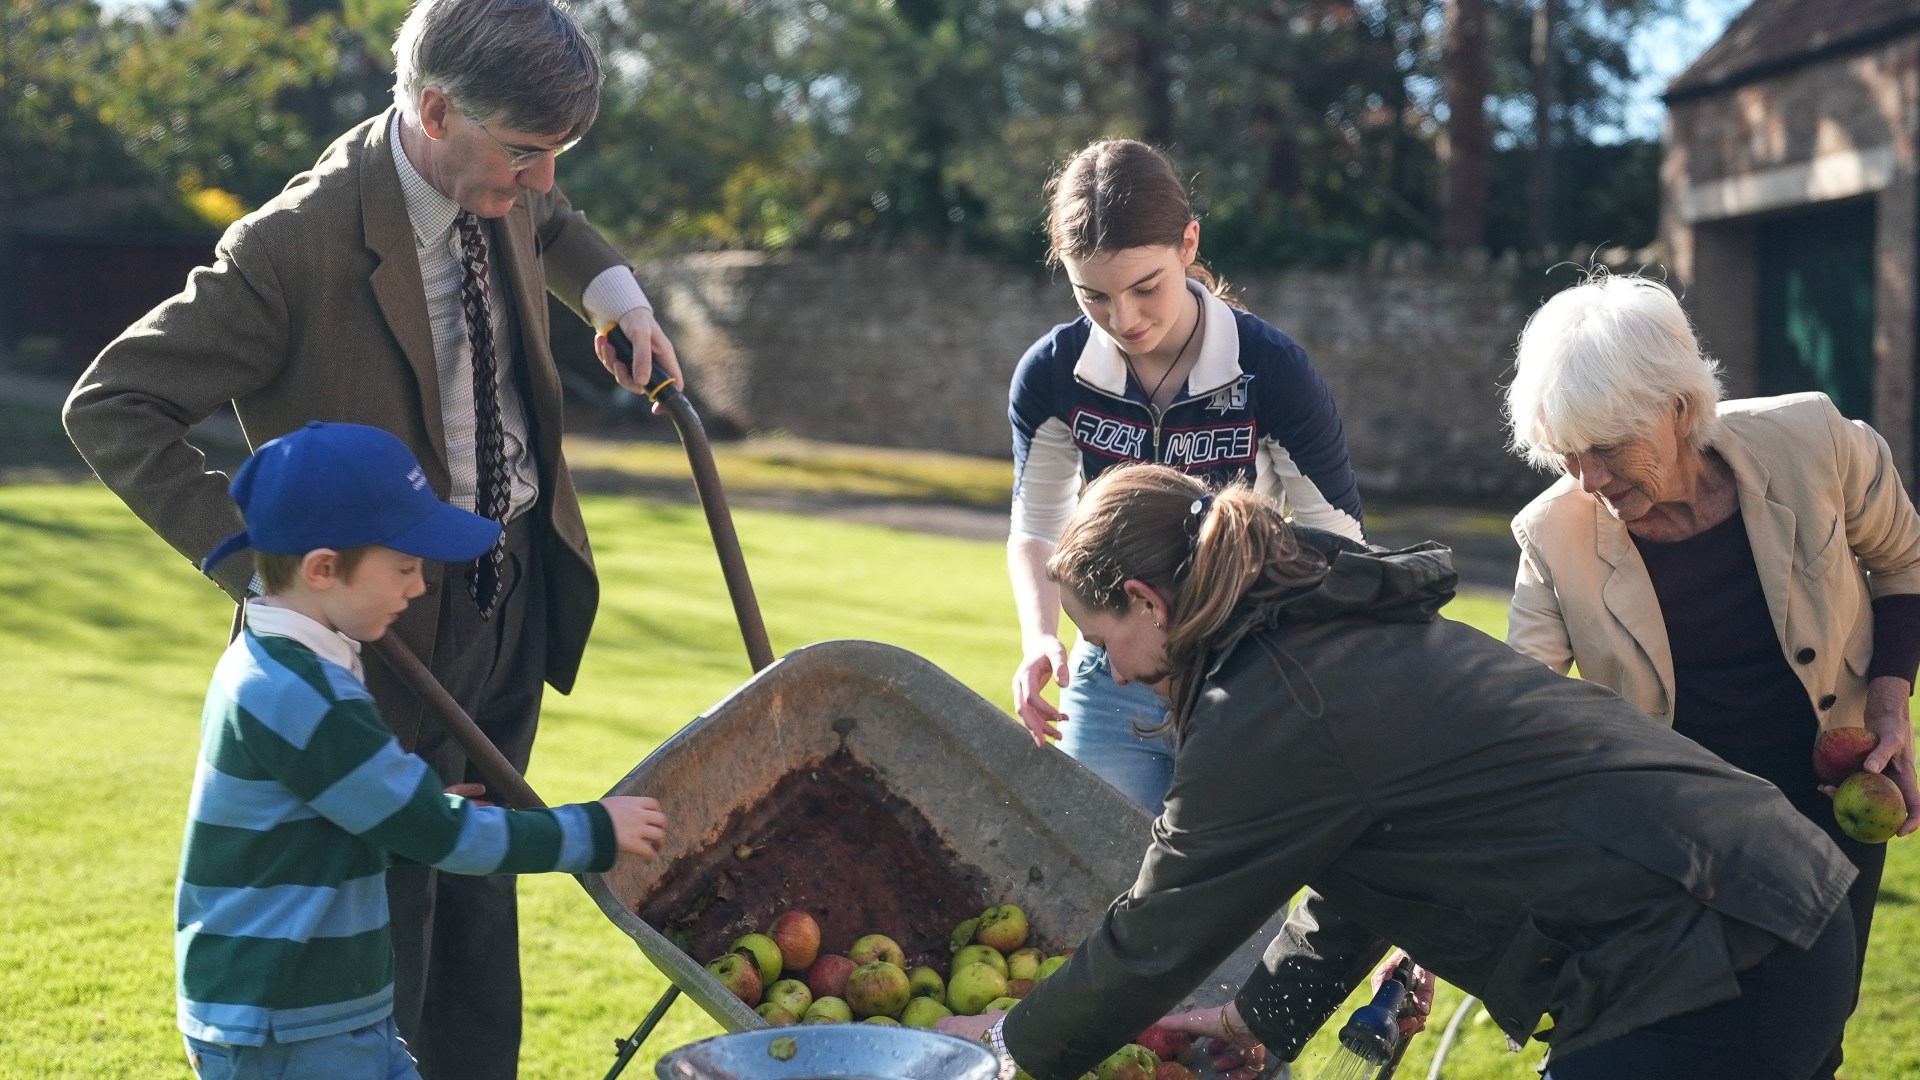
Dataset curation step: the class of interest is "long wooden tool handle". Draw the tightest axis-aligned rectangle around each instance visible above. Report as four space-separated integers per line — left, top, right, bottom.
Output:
608 329 776 673
371 633 546 810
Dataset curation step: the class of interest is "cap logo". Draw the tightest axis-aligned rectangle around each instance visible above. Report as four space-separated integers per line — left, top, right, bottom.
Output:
407 466 428 491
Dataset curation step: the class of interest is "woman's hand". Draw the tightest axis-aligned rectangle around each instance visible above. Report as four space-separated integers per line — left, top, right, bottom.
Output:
1012 635 1070 745
934 1010 1003 1043
1373 950 1436 1039
1154 1004 1267 1080
1862 676 1920 837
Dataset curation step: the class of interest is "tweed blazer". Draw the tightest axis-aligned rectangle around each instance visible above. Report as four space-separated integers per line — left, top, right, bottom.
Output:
1507 393 1920 732
67 109 628 745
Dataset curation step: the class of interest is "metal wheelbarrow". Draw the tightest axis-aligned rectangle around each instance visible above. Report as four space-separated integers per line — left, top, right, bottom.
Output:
373 346 1287 1078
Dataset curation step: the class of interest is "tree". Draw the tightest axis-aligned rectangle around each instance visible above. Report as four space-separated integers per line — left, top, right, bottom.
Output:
1441 0 1490 253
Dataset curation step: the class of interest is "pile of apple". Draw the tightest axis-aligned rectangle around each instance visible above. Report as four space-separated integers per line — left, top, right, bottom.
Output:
701 904 1067 1027
1813 727 1908 843
702 905 1204 1078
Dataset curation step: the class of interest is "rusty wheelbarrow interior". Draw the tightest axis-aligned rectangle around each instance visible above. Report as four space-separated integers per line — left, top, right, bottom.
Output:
585 639 1287 1036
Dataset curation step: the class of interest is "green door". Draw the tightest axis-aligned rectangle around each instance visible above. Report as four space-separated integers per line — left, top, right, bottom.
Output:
1756 199 1876 421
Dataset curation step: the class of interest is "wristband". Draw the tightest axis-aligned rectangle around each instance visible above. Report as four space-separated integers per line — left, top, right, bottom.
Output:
985 1015 1018 1080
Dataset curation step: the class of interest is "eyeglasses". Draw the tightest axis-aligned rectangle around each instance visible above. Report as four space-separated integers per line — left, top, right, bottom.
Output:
469 115 578 171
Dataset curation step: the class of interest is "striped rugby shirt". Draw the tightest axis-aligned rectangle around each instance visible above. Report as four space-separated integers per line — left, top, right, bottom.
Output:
175 601 615 1046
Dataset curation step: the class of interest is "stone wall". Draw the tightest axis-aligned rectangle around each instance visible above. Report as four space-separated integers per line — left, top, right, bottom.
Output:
639 249 1545 498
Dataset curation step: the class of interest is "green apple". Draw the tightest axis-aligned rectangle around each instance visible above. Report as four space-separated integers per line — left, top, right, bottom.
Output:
900 996 954 1028
974 905 1029 953
952 944 1008 979
802 995 853 1023
947 961 1010 1015
731 933 783 986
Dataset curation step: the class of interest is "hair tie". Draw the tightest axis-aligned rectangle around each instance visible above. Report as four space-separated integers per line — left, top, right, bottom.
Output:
1185 494 1214 537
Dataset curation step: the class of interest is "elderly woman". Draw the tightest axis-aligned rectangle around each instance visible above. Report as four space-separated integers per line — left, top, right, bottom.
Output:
1504 272 1920 1079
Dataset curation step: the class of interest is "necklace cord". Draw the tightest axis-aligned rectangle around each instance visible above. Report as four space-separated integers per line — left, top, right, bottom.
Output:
1124 291 1204 404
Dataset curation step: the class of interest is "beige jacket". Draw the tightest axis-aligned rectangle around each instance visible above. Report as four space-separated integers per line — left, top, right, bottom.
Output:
1508 393 1920 732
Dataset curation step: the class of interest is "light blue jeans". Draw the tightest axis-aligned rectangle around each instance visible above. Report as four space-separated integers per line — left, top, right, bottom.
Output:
185 1017 421 1080
1059 639 1176 814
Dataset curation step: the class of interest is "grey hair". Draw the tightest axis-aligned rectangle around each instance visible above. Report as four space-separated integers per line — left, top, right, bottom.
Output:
1505 270 1725 472
392 0 602 138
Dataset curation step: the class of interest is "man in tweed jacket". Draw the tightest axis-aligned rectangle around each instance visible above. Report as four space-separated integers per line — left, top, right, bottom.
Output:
63 1 678 1075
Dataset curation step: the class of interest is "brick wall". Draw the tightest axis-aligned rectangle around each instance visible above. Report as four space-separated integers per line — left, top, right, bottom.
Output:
640 249 1544 498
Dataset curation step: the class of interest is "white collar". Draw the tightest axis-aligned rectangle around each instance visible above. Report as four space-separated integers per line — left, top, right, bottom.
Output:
1073 278 1244 399
243 598 366 681
389 111 463 250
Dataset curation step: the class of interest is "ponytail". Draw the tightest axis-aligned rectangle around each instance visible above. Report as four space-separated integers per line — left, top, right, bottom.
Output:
1047 464 1328 740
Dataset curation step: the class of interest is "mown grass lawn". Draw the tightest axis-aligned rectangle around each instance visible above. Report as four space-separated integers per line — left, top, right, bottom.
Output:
1 482 1914 1079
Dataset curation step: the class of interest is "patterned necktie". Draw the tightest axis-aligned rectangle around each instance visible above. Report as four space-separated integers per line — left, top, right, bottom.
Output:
455 210 510 619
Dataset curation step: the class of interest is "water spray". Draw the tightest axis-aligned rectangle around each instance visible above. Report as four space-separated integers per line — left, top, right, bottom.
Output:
1308 957 1420 1080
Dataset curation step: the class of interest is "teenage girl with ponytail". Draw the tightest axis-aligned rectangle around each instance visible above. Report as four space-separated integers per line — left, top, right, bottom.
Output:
949 462 1858 1080
1009 139 1365 814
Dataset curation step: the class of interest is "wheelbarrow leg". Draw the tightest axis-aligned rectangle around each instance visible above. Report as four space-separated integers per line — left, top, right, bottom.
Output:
603 985 681 1080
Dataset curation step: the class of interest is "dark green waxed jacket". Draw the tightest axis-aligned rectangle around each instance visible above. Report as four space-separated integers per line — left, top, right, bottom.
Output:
1002 532 1854 1080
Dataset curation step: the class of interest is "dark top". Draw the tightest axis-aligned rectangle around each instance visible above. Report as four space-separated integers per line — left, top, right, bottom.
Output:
1000 533 1854 1078
1633 510 1920 805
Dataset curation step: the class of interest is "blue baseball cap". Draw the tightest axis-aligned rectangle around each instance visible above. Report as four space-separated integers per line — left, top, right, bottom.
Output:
201 422 502 575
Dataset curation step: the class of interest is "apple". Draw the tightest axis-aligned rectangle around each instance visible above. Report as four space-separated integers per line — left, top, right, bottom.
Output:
803 996 853 1023
844 961 913 1018
849 933 906 968
1037 955 1069 981
974 905 1030 953
908 965 946 1004
755 1003 799 1027
864 1015 902 1026
807 953 857 1000
950 916 981 953
952 944 1008 979
1834 771 1907 843
984 996 1021 1013
1096 1044 1159 1080
706 952 762 1007
764 978 812 1017
732 933 783 986
1155 1065 1200 1080
947 961 1010 1015
1135 1024 1191 1063
1813 728 1880 786
1006 979 1035 999
900 996 954 1028
1006 947 1044 982
768 910 822 971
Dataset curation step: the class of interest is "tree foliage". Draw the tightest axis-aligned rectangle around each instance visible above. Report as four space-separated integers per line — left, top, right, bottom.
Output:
2 0 345 228
7 0 1681 258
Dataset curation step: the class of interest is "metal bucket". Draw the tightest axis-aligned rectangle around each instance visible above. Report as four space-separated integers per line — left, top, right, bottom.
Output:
654 1026 1003 1080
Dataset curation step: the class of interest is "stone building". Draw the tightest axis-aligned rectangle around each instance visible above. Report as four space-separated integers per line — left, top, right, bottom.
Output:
1663 0 1920 475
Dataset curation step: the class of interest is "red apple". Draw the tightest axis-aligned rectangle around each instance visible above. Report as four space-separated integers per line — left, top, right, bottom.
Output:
1135 1024 1191 1063
1813 728 1879 786
768 910 822 971
1155 1064 1200 1080
806 953 857 1000
706 952 762 1007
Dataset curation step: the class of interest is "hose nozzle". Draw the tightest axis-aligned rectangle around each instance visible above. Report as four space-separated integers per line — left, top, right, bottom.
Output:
1334 975 1408 1066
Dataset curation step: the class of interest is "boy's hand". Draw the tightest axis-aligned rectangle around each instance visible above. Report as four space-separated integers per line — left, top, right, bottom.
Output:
602 796 668 860
445 782 494 808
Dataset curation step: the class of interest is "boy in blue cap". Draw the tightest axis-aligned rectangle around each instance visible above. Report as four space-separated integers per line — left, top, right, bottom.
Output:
184 422 667 1079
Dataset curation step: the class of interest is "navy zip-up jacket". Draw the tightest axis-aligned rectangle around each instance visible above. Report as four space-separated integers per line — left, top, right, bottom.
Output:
1010 281 1365 543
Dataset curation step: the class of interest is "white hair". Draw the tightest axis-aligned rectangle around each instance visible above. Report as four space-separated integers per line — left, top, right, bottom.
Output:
1504 271 1724 472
